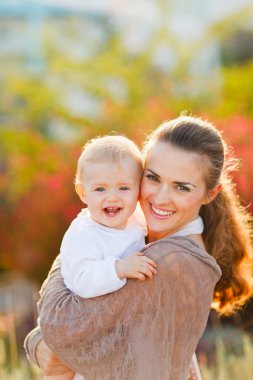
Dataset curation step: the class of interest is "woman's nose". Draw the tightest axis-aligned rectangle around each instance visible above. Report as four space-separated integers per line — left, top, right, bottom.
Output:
154 186 171 205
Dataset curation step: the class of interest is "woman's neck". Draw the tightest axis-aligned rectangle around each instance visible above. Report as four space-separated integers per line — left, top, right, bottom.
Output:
147 216 204 243
146 230 167 243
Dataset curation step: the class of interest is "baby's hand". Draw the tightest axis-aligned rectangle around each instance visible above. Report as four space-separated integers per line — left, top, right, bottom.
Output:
115 252 157 281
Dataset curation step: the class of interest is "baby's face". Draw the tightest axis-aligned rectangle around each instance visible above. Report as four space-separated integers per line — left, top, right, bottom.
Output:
81 158 141 229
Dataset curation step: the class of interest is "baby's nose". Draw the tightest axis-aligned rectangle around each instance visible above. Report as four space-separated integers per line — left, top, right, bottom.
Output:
106 190 119 201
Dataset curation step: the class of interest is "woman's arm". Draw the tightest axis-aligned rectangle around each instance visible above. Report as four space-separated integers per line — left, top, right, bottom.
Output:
23 258 75 377
24 326 75 377
29 238 220 378
24 326 42 367
24 254 64 366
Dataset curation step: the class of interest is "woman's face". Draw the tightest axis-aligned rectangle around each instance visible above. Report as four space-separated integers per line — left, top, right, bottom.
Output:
140 141 209 242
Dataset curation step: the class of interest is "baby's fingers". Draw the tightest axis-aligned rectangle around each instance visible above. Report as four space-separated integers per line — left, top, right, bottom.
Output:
141 256 157 268
137 272 146 281
140 264 156 279
144 261 157 275
149 265 157 275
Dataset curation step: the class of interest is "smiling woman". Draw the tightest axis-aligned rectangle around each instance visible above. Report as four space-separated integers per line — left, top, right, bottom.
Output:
141 116 253 314
140 142 213 242
24 115 253 380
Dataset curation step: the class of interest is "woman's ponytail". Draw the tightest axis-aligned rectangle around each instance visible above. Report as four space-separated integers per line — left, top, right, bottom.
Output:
200 182 253 315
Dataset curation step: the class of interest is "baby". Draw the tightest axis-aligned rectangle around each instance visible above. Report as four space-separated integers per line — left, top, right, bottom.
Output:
42 136 157 380
61 135 157 299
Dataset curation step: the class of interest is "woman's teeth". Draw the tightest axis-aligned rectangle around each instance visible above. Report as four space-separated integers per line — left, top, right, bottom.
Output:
151 205 174 216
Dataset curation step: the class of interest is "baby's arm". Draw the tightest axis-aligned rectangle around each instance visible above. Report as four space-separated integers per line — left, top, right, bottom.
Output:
61 229 128 298
61 227 156 298
62 251 156 299
115 251 157 281
63 254 128 298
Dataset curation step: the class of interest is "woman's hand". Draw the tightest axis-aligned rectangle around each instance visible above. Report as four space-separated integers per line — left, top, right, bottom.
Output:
36 339 75 377
115 251 157 281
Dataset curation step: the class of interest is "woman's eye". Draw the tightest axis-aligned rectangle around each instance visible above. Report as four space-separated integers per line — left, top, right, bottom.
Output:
176 185 190 192
94 187 105 192
146 174 159 182
120 187 130 191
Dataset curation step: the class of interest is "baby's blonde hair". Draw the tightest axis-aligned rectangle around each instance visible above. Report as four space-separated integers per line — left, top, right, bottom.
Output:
75 135 143 186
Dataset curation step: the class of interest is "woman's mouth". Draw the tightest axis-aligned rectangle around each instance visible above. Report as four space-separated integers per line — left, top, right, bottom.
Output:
104 207 122 217
150 204 175 219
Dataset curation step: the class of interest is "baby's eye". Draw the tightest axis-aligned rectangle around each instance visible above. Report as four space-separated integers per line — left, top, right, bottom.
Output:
94 187 105 192
119 186 130 191
175 184 190 192
146 174 159 182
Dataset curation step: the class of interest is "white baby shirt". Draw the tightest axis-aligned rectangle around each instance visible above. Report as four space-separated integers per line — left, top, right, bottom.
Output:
61 204 147 298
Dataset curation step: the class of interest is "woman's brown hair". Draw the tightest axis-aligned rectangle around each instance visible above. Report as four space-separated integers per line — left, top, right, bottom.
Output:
143 115 253 315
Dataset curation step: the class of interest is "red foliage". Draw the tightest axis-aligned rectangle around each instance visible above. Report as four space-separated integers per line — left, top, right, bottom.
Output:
215 116 253 212
0 142 82 283
10 168 80 281
1 109 252 283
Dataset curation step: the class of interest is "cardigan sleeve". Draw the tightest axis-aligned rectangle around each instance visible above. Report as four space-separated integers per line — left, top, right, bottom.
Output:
23 325 42 366
23 255 62 366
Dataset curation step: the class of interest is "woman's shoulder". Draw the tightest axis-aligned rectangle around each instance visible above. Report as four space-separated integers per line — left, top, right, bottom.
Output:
144 235 206 255
143 236 222 280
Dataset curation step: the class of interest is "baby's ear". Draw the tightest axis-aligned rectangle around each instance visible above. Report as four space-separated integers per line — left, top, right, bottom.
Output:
75 184 87 204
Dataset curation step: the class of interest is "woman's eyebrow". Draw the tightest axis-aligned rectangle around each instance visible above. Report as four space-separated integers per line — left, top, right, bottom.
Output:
146 169 196 188
146 169 160 178
173 181 196 188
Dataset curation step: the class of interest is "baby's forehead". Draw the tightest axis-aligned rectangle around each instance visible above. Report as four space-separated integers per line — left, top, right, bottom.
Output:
85 155 142 172
85 158 141 173
82 159 142 184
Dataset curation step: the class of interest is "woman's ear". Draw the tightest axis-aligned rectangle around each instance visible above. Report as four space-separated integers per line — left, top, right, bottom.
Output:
75 184 87 204
204 183 222 204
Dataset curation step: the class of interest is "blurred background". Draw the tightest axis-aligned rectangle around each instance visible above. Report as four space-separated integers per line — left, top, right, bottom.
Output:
0 0 253 379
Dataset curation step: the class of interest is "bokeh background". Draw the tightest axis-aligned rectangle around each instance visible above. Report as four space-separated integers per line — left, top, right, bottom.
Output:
1 0 253 379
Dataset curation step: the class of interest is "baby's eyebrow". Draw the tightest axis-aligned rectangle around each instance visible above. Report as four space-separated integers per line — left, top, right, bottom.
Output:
92 183 107 187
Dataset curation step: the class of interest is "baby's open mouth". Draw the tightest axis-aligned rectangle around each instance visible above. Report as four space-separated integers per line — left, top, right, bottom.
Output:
104 207 121 216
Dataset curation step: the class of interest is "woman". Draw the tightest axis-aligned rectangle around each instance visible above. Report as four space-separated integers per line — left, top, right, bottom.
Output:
25 115 253 379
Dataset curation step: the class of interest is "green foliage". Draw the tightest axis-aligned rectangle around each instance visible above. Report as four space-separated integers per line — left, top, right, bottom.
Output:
0 327 40 379
0 6 252 379
0 3 253 283
1 332 253 380
0 353 40 380
0 74 60 136
201 334 253 380
218 62 253 118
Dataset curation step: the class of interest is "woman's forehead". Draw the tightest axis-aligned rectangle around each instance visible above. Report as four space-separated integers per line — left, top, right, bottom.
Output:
145 141 199 164
145 142 207 183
